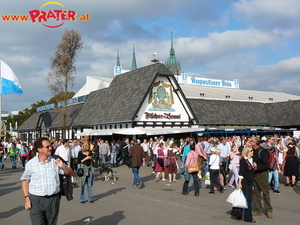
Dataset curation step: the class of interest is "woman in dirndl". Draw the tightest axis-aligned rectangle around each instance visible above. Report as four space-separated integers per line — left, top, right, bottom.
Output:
155 142 167 181
283 140 299 187
165 143 180 183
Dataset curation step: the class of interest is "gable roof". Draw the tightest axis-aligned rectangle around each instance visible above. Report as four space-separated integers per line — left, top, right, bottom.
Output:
50 104 82 129
73 63 174 127
17 104 82 132
188 99 269 126
18 112 47 131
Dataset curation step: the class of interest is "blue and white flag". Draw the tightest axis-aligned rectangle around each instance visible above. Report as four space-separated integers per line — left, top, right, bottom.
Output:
0 60 23 95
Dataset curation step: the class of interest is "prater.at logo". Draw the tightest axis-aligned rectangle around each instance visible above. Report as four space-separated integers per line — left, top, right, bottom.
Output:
29 2 90 28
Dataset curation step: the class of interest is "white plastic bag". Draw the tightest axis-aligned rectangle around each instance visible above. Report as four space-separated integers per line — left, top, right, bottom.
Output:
226 189 248 209
204 172 210 185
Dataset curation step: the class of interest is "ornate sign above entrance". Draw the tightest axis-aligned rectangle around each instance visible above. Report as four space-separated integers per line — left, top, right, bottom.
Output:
144 112 181 120
148 81 175 111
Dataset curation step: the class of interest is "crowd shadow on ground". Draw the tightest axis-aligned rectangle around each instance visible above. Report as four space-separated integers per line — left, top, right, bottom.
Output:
0 205 24 219
64 211 125 225
292 185 300 195
0 181 22 197
92 187 126 202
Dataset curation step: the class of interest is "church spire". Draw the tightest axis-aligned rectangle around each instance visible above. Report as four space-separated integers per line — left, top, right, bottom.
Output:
165 30 181 75
116 50 121 66
170 30 175 57
131 45 137 70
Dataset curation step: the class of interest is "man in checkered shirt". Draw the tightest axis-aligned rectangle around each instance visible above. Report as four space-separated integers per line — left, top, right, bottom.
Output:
21 137 75 225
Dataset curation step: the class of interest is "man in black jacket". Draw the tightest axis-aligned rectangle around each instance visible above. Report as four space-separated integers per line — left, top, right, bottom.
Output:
252 138 273 219
118 138 130 166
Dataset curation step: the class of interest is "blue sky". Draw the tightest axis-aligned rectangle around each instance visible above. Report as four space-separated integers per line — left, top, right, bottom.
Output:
1 0 300 113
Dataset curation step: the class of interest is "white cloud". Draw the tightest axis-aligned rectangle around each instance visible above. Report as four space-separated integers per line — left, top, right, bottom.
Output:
175 28 291 68
233 0 300 28
235 57 300 93
1 0 300 113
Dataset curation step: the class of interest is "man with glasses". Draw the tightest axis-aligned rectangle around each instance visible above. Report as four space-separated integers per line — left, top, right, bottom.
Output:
21 137 75 225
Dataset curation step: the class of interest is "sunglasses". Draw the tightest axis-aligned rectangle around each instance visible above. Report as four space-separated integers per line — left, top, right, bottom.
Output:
42 145 51 149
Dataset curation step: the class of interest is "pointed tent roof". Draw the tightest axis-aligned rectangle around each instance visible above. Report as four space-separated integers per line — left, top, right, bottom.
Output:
131 45 137 70
72 63 178 127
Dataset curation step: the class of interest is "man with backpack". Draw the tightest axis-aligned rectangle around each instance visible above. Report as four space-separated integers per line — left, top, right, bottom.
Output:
263 136 280 194
252 138 273 219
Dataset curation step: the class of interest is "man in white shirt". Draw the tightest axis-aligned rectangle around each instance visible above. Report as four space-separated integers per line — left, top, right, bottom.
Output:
54 139 74 199
216 138 230 186
141 139 151 166
69 139 81 186
55 139 70 166
217 139 230 161
203 137 213 176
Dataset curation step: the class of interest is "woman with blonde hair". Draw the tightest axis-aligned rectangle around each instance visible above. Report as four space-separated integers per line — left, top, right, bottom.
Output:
237 146 255 223
78 142 95 203
209 147 224 194
276 139 284 172
228 145 240 188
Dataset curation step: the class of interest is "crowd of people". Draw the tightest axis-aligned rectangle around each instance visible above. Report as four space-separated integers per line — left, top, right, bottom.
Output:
0 133 300 224
0 140 35 170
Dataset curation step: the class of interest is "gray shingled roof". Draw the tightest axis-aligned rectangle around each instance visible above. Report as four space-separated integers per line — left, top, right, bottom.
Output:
17 62 300 132
72 63 173 127
18 112 45 131
18 104 82 131
188 99 269 126
266 100 300 127
50 104 82 129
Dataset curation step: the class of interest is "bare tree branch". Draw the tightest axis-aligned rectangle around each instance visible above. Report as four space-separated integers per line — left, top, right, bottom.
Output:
46 29 83 138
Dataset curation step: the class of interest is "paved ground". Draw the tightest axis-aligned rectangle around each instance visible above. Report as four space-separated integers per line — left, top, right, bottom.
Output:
0 158 299 225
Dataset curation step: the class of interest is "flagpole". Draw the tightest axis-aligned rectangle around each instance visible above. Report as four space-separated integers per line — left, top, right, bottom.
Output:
0 58 2 140
0 59 23 140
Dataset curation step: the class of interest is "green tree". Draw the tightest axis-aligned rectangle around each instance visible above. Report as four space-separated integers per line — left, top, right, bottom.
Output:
46 29 83 138
48 91 75 104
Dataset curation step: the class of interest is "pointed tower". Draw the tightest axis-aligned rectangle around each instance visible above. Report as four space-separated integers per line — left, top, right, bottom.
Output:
165 31 181 75
131 45 137 70
116 50 121 66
